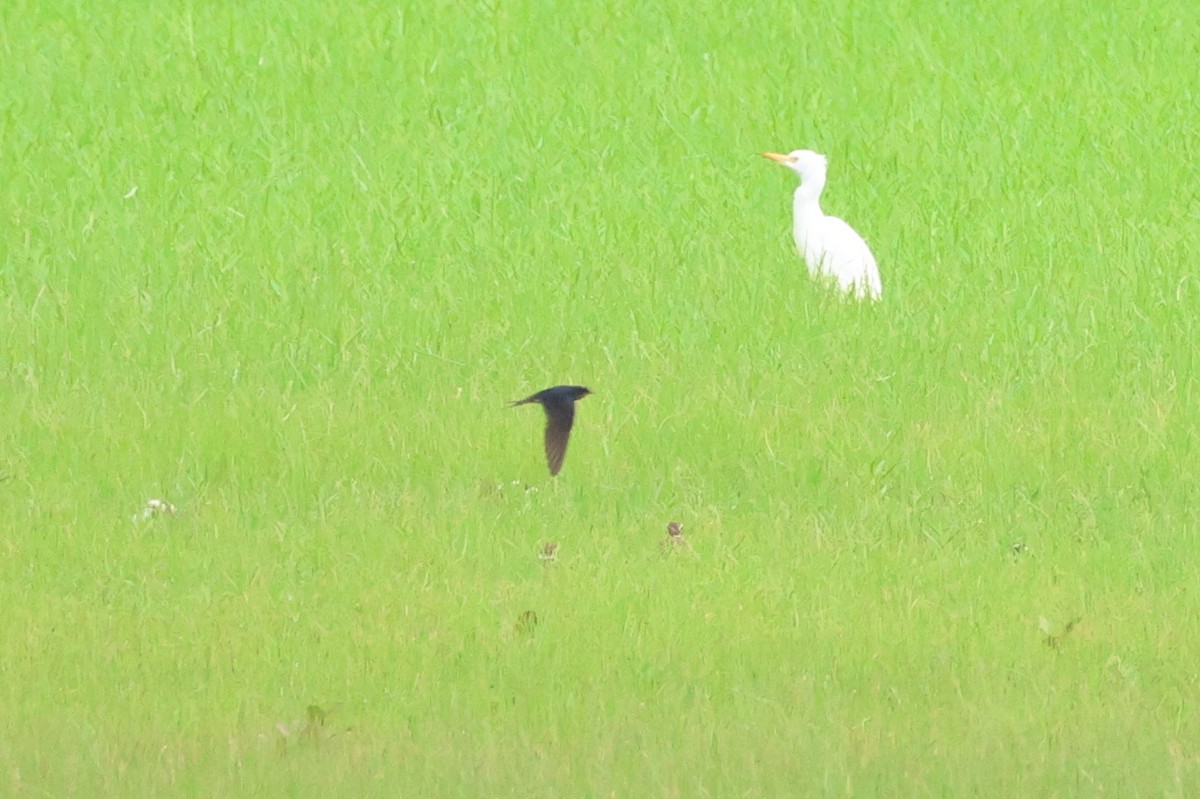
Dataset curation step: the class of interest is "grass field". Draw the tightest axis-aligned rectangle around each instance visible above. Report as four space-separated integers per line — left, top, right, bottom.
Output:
2 0 1199 795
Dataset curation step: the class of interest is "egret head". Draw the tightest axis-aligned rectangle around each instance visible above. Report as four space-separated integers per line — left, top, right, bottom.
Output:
762 149 828 184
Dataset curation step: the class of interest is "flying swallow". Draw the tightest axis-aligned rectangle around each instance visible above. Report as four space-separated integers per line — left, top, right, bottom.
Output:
511 385 592 476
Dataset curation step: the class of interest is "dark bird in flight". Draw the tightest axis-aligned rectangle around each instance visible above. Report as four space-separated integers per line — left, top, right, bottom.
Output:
511 385 592 476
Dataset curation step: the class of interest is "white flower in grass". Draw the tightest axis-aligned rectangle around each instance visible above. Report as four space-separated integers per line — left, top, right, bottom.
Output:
132 498 177 523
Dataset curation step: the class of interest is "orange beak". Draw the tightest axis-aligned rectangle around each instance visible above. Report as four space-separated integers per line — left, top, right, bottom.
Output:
762 152 793 165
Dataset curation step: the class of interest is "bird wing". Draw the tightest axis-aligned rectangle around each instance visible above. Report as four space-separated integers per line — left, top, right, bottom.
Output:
542 401 576 476
809 216 882 299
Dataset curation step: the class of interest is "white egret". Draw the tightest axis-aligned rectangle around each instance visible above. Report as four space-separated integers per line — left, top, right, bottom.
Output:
762 149 882 301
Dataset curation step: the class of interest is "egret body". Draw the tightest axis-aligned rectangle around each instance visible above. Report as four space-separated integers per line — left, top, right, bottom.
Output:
763 149 882 301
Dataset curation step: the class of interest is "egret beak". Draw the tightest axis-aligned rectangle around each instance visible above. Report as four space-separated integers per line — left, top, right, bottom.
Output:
762 152 793 165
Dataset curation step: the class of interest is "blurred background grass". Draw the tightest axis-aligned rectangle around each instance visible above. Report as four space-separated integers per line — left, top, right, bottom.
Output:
1 0 1198 795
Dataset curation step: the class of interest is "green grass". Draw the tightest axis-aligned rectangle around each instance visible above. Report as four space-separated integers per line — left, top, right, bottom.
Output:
2 0 1199 794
